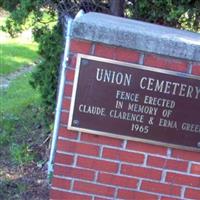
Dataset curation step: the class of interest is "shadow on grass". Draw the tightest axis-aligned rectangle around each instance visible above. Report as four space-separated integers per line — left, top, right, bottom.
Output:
0 43 38 75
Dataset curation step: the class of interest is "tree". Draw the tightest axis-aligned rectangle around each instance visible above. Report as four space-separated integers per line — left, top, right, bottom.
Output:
127 0 200 32
110 0 125 17
1 0 199 124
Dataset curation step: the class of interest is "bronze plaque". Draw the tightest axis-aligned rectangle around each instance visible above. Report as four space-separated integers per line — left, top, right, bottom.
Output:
68 54 200 151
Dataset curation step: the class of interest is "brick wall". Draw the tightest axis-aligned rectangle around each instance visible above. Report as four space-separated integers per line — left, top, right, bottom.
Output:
50 38 200 200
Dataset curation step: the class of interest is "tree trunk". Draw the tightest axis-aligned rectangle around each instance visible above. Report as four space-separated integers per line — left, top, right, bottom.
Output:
110 0 125 17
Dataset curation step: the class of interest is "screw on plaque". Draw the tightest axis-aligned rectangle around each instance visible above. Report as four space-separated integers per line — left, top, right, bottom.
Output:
81 59 89 66
73 120 80 126
197 142 200 148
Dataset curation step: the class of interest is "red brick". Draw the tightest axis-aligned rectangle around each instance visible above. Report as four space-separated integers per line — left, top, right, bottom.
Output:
81 133 123 147
144 53 187 72
103 147 144 164
66 68 75 82
57 139 99 156
59 127 78 139
121 164 162 180
127 141 167 155
192 64 200 76
147 156 188 172
95 44 115 59
54 153 74 165
50 189 92 200
141 180 181 196
64 84 73 97
68 54 77 68
77 156 118 173
60 111 68 124
70 39 92 54
118 188 158 200
54 165 95 181
185 188 200 200
115 47 140 63
191 163 200 175
172 149 200 162
98 172 138 188
166 172 200 187
73 180 115 197
51 177 71 190
62 98 71 110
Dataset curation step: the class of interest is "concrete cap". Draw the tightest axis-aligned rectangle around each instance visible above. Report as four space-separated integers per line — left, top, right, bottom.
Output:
71 12 200 62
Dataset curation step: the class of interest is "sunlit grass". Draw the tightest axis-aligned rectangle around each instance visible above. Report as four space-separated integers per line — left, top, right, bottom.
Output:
0 12 39 75
0 40 39 75
0 10 48 199
0 73 40 113
0 28 39 75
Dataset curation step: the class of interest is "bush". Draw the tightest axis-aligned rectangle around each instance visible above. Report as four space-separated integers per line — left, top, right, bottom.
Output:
126 0 200 32
30 25 64 122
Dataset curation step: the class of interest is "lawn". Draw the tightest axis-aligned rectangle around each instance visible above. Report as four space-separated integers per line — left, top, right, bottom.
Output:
0 41 39 75
0 73 40 113
0 35 39 75
0 12 39 75
0 13 40 113
0 12 49 200
0 73 49 198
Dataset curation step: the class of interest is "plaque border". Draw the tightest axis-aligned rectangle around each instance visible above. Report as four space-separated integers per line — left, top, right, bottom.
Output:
68 54 200 152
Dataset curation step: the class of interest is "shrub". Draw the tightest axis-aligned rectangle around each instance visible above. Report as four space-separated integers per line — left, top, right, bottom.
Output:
30 24 63 122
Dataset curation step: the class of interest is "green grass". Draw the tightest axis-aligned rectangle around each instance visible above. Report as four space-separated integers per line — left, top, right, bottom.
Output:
0 73 46 166
0 10 49 199
0 13 39 75
0 13 43 166
0 73 40 113
0 39 39 75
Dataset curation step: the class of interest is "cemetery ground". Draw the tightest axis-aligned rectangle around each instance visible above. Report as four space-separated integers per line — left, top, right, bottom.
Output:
0 13 49 199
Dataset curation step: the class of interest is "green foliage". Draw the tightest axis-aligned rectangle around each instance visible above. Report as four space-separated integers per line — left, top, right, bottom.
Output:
0 0 55 37
30 25 63 121
125 0 200 32
0 0 19 12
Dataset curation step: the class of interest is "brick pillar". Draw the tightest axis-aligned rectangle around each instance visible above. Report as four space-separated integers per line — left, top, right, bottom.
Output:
50 12 200 200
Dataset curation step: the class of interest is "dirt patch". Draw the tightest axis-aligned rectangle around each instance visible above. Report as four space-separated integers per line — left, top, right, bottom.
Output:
0 163 49 200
